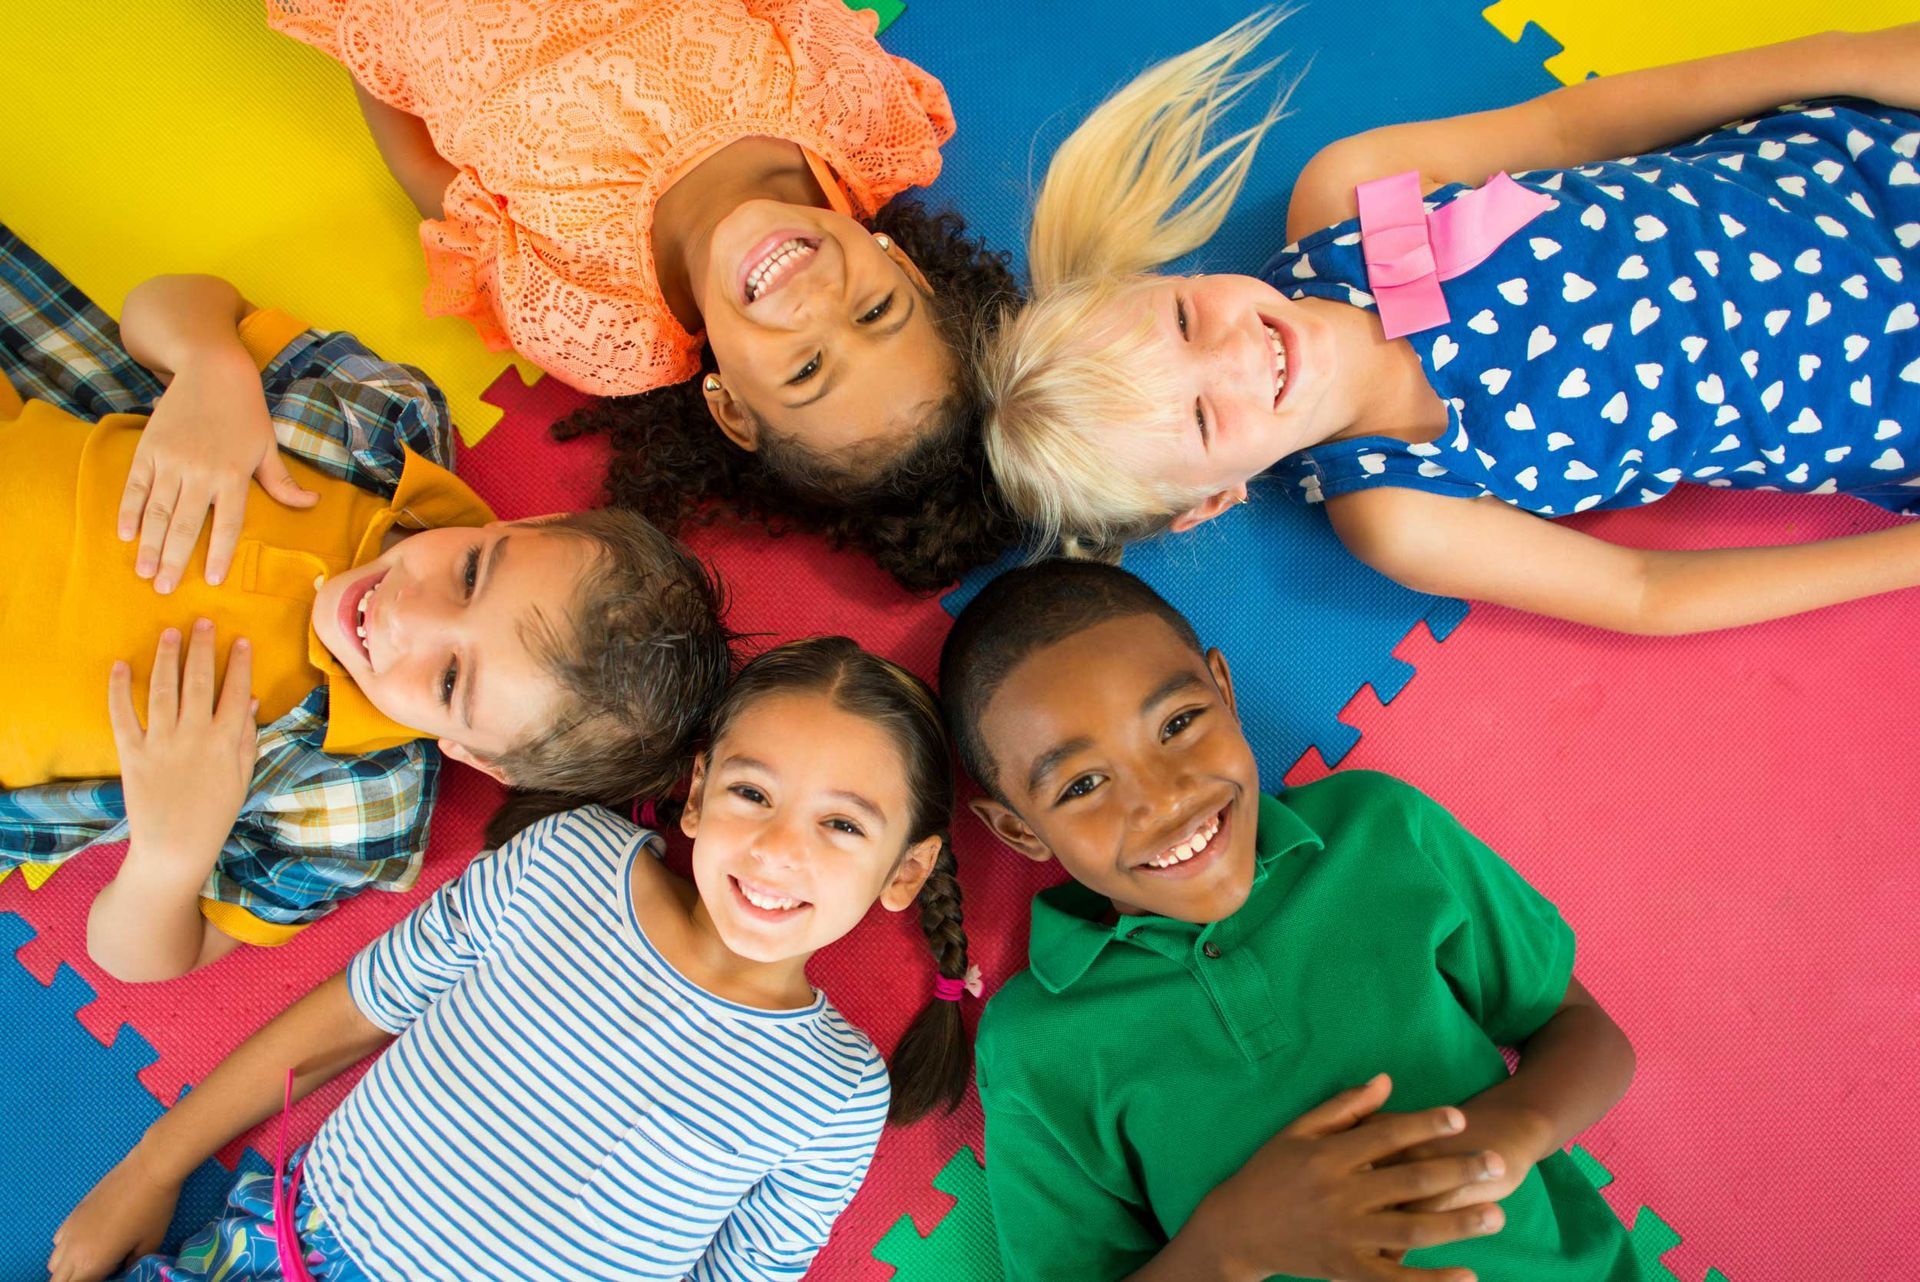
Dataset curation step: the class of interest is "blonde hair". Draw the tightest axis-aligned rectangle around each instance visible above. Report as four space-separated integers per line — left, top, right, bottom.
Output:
982 9 1298 554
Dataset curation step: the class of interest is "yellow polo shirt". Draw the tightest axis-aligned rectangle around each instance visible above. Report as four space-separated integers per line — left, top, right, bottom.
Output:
0 308 495 791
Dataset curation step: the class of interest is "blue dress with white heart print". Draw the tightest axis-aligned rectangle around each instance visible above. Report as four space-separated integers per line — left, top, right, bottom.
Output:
1263 101 1920 517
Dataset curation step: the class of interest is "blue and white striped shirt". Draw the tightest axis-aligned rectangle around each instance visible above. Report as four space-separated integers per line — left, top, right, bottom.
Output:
307 806 891 1281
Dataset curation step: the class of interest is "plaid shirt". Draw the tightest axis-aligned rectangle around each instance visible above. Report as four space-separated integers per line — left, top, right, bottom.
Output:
0 225 456 941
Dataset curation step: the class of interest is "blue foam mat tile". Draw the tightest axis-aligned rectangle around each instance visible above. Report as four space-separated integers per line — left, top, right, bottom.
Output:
0 913 259 1274
886 0 1561 280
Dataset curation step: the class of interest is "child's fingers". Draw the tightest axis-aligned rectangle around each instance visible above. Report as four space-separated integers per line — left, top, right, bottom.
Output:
215 637 255 729
1366 1203 1505 1255
202 478 251 588
152 479 214 595
145 629 182 730
1329 1106 1467 1170
1280 1073 1393 1140
255 452 320 510
1356 1151 1504 1210
181 620 218 715
117 452 155 542
133 473 184 581
105 661 142 749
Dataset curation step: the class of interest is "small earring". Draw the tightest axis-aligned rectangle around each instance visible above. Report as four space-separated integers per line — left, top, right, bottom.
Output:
873 233 892 251
702 373 722 394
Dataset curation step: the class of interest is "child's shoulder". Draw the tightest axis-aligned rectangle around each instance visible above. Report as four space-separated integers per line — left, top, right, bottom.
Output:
1278 768 1435 833
497 804 661 874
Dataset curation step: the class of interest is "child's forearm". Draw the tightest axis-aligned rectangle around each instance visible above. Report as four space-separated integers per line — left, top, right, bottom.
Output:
130 971 391 1183
120 275 254 383
354 83 458 219
1637 519 1920 635
1464 979 1635 1167
87 841 237 981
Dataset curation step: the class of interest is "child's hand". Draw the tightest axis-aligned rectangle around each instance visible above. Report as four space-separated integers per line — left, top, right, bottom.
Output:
108 621 259 875
1388 1101 1552 1212
118 346 316 593
1181 1075 1507 1282
45 1148 181 1282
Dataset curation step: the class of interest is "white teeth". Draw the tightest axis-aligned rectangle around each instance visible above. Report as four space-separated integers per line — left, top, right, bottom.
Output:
1265 323 1289 408
356 625 367 639
741 883 803 911
744 239 815 302
1145 814 1222 869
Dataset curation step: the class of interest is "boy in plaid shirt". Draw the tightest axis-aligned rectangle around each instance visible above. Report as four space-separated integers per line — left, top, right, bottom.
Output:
0 227 731 980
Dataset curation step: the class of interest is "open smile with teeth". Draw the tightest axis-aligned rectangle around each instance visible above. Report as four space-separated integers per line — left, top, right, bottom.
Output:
744 238 818 303
352 582 379 661
735 876 809 913
1264 320 1290 410
1143 809 1224 870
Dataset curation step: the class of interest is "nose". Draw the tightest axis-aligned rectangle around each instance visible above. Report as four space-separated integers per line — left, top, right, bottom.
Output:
1127 757 1199 841
748 811 807 871
1200 312 1266 402
380 572 463 660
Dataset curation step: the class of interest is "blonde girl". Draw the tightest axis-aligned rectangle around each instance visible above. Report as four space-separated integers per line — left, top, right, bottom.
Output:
984 14 1920 634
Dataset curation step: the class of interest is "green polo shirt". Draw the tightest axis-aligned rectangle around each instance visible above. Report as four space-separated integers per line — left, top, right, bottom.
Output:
976 770 1639 1282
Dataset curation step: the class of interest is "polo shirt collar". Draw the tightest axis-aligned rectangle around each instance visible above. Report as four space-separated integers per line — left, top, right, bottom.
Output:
1026 791 1325 994
313 447 496 755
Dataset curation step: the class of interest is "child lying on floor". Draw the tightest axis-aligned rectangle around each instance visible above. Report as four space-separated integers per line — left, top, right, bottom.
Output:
0 227 730 981
941 559 1642 1281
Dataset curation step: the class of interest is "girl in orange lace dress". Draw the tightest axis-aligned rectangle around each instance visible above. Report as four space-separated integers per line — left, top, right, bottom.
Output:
270 0 1020 589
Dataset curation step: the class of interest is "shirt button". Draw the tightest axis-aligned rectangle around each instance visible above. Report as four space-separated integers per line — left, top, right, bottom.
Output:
1125 926 1143 940
1201 942 1222 960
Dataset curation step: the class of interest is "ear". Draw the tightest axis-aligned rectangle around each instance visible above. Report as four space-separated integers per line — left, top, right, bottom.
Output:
438 738 513 786
701 377 760 453
1204 647 1238 720
968 796 1054 864
878 832 944 913
884 240 936 296
679 753 709 839
1168 483 1249 534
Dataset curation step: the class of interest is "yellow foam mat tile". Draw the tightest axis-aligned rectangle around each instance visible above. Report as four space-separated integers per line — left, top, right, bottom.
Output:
1485 0 1918 84
0 0 535 447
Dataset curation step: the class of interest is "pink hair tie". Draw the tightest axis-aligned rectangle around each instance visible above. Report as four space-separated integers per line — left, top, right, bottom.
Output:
933 964 984 1003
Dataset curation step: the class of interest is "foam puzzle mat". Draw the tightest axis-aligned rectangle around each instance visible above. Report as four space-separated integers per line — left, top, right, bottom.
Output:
4 2 1916 1280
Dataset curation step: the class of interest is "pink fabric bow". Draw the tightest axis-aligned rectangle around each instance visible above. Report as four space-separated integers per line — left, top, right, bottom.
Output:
1356 170 1553 339
934 963 984 1002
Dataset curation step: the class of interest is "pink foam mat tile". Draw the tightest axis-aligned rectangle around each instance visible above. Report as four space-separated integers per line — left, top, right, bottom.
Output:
1285 485 1920 1281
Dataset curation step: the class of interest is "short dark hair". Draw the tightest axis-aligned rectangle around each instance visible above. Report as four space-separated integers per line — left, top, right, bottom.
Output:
938 560 1203 798
556 197 1025 593
491 508 734 805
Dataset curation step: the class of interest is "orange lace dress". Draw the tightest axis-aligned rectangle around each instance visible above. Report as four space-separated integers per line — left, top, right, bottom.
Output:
267 0 956 395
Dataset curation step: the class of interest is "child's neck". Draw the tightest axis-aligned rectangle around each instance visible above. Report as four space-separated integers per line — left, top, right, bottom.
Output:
1299 297 1451 449
639 861 817 1010
652 137 831 332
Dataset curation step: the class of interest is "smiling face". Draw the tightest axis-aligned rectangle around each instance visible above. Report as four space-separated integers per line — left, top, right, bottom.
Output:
682 689 941 965
696 200 955 462
309 521 596 768
1098 273 1346 527
970 613 1263 923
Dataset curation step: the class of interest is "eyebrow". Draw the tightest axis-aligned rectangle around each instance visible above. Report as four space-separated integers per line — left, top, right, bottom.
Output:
1141 670 1208 717
460 533 510 730
781 291 917 411
1026 735 1093 798
722 754 887 824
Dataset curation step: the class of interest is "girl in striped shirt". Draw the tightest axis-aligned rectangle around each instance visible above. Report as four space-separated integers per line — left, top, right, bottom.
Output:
48 636 975 1282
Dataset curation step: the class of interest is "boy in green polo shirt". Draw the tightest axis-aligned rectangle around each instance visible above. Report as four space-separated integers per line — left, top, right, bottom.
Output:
940 561 1642 1282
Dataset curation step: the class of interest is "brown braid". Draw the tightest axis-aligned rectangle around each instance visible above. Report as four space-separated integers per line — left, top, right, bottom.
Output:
890 840 973 1124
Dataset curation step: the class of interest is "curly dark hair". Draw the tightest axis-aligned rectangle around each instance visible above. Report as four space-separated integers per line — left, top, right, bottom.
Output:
555 198 1024 593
